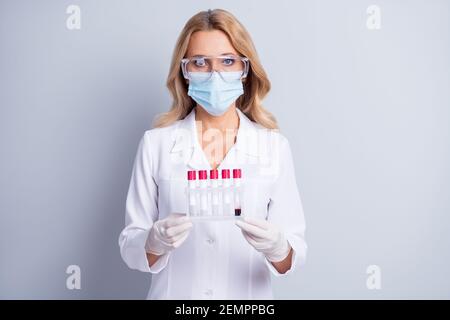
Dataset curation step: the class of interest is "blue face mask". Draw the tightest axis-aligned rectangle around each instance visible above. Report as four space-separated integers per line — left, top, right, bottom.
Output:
187 71 244 116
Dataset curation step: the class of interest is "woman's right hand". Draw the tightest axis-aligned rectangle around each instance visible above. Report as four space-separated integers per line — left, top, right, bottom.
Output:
145 213 193 256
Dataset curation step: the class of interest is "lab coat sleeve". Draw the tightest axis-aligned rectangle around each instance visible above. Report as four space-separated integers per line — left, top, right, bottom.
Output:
265 136 307 277
118 131 170 274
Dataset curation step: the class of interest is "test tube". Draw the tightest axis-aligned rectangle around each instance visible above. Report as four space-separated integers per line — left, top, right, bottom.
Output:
210 169 219 215
221 169 232 216
233 169 242 216
198 170 208 216
187 170 197 216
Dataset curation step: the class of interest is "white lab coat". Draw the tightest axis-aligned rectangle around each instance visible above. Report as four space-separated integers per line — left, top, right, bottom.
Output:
118 107 307 299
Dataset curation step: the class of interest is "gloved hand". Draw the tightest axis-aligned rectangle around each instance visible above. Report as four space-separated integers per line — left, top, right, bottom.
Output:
235 216 291 262
145 213 193 256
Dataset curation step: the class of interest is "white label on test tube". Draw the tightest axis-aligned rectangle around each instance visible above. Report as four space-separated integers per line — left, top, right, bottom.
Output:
221 169 231 216
187 170 197 216
210 169 219 215
233 169 242 216
198 170 208 216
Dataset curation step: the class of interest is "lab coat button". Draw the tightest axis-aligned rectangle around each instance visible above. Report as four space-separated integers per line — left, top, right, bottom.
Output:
206 238 215 245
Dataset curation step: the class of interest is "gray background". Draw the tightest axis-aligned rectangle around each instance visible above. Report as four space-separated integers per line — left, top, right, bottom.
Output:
1 0 449 299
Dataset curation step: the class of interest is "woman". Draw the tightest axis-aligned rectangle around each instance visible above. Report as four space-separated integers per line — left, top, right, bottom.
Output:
118 9 307 299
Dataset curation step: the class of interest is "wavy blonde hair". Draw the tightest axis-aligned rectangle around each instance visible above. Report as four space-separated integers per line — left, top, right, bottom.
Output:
153 9 278 129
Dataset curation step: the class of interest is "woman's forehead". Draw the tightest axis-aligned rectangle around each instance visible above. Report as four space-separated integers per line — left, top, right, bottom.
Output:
187 30 238 57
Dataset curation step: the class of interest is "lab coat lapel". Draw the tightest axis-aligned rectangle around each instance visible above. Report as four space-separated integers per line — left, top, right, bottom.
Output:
234 109 276 177
170 107 272 171
170 108 208 170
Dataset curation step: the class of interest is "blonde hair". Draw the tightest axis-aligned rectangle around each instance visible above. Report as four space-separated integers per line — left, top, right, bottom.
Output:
153 9 278 129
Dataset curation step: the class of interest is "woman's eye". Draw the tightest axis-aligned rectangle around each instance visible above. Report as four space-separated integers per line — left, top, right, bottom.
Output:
194 59 206 67
222 58 235 66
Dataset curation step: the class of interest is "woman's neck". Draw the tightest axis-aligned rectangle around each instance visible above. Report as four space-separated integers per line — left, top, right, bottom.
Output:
194 105 240 169
194 105 240 133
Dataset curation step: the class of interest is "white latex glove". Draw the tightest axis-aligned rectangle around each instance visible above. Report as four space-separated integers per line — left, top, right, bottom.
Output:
235 216 291 262
145 213 193 256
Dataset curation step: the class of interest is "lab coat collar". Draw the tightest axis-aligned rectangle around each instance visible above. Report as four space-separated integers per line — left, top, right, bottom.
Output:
169 107 262 169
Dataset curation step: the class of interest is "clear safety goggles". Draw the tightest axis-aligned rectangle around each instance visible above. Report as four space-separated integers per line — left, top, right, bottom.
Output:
181 55 250 83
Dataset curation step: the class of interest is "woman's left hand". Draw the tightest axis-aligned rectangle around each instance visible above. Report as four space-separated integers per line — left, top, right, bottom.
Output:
235 216 291 262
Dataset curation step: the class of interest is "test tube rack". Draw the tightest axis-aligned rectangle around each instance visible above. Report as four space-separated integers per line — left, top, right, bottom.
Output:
186 168 244 220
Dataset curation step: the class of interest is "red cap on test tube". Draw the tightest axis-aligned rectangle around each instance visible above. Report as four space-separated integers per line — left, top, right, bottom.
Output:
221 169 230 179
198 170 208 180
210 169 218 179
187 170 196 180
233 169 241 179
